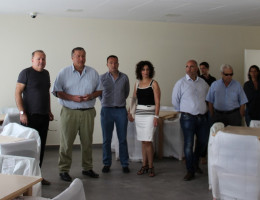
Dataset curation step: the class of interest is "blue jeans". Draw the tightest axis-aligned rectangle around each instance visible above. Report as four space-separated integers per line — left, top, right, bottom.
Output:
180 113 209 173
101 107 129 167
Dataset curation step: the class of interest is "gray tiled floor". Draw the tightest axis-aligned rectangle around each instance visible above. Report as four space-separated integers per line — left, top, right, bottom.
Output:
41 146 213 200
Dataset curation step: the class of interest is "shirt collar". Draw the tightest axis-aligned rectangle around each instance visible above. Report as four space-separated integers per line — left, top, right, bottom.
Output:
109 71 120 79
221 79 234 87
71 64 86 74
185 74 199 81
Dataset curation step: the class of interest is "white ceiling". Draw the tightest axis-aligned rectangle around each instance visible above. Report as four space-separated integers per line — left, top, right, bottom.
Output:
1 0 260 26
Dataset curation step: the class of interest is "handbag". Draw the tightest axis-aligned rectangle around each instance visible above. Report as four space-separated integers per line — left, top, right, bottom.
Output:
129 81 139 119
129 97 137 119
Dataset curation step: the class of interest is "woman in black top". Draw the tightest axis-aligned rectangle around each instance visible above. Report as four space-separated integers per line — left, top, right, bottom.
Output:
128 61 160 177
243 65 260 126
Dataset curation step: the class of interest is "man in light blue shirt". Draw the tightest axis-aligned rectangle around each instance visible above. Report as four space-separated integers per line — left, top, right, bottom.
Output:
172 60 209 181
206 64 248 126
100 55 130 173
52 47 103 182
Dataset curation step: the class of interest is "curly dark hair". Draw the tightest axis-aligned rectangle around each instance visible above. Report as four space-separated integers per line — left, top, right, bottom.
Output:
135 61 155 80
248 65 260 80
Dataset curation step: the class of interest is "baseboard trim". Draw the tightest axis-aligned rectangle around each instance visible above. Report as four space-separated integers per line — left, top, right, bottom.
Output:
45 144 102 150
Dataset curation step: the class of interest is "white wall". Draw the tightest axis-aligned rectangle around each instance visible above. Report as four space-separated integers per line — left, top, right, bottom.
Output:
244 49 260 81
1 15 260 145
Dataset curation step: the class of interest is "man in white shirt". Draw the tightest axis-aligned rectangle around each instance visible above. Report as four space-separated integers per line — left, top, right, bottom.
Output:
172 60 209 181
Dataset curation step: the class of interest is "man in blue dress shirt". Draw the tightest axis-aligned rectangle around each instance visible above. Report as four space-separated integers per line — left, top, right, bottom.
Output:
100 55 130 173
172 60 209 181
52 47 103 182
206 64 248 126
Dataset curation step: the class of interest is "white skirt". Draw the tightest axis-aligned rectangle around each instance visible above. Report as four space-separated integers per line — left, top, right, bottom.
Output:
135 105 156 142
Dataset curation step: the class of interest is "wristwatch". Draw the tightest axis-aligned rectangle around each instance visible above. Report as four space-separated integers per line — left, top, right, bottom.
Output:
20 111 24 115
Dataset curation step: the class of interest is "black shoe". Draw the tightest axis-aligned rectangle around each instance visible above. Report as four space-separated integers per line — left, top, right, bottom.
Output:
122 166 130 173
82 169 99 178
41 178 51 185
59 172 72 182
183 172 195 181
102 166 110 173
195 167 203 174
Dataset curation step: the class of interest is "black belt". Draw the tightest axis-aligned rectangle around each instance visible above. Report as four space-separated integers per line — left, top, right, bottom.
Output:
215 108 239 114
74 107 94 111
109 106 125 109
181 112 206 118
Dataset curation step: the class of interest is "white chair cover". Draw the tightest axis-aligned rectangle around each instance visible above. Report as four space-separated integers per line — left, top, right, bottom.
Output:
19 178 85 200
2 113 20 127
211 130 260 200
15 197 50 200
0 155 42 196
208 122 225 190
53 178 86 200
1 123 41 162
0 107 19 114
0 138 38 160
249 120 260 128
0 107 19 133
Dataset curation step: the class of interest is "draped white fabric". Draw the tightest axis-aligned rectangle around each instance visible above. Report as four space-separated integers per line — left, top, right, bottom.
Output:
0 107 19 132
53 178 86 200
19 178 86 200
209 126 260 200
1 123 41 162
208 122 225 190
0 139 38 160
250 120 260 128
0 155 42 196
1 113 20 127
154 114 183 160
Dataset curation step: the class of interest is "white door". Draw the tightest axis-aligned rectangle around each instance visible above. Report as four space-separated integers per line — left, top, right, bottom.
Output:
244 49 260 81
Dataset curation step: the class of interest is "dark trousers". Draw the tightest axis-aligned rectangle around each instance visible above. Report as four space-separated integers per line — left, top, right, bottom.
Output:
212 109 241 127
23 114 49 167
180 113 209 173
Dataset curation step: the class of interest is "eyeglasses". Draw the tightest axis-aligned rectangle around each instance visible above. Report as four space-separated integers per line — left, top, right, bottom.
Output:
223 73 233 76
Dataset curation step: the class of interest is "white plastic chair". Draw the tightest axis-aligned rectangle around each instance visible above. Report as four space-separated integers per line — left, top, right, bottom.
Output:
0 155 42 196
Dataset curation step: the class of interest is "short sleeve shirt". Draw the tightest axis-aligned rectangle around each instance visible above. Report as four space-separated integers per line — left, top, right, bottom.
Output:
17 67 50 114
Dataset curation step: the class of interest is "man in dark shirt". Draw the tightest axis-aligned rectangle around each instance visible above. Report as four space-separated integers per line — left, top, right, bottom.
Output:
100 55 130 173
15 50 54 185
199 62 216 86
198 62 216 164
